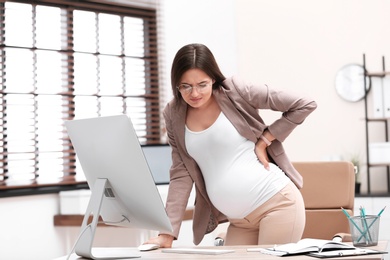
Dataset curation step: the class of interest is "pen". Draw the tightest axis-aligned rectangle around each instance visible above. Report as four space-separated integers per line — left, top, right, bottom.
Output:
377 206 386 217
341 207 365 236
357 206 386 242
360 206 371 243
341 207 350 218
337 249 368 257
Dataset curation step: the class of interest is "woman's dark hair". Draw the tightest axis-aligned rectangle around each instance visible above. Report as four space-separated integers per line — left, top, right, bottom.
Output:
171 43 226 101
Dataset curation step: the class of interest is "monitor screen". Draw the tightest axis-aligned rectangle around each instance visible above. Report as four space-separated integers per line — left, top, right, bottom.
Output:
141 144 171 185
65 114 173 259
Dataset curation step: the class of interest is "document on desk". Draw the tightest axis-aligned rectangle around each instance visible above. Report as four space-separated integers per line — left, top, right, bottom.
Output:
162 248 235 255
247 238 356 256
309 248 387 258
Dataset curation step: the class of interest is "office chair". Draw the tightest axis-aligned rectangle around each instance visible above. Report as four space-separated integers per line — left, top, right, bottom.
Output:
294 161 355 241
214 161 355 245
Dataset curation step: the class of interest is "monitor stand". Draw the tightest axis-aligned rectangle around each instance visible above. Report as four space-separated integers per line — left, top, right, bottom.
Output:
74 178 141 259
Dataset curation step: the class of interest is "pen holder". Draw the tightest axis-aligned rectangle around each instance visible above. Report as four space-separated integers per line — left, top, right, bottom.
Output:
348 215 380 247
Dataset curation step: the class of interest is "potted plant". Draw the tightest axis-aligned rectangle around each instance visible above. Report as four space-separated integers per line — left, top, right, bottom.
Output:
350 155 361 194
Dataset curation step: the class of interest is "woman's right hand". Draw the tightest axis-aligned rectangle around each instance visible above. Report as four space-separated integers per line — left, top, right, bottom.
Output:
143 234 174 248
255 139 270 170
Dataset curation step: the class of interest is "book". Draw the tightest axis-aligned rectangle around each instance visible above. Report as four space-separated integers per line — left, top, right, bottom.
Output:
247 238 356 256
162 248 235 255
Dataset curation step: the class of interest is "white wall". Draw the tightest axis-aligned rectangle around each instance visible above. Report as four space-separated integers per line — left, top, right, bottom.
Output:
0 195 62 260
1 1 390 259
234 0 390 194
158 0 238 104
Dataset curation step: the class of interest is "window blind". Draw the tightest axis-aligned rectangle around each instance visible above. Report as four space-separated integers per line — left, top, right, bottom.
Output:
0 0 162 190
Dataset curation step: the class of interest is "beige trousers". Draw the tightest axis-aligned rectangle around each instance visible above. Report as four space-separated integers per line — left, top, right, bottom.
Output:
224 181 305 245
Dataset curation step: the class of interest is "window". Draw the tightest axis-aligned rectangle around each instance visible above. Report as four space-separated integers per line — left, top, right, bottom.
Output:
0 0 162 194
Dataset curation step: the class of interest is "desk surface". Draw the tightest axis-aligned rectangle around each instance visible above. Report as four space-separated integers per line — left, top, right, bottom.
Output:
56 241 388 260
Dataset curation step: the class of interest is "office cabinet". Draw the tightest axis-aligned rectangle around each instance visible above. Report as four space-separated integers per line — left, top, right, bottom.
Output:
363 54 390 195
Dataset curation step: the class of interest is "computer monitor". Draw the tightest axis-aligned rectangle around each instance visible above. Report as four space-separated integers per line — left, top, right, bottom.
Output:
141 144 171 185
64 114 173 259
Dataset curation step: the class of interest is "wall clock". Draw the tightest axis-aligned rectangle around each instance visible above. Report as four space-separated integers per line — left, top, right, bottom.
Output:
335 64 371 102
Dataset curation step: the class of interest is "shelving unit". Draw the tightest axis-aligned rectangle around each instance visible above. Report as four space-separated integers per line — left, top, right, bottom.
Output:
362 54 390 195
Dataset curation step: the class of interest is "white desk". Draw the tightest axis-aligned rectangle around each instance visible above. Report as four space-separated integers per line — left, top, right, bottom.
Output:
56 241 388 260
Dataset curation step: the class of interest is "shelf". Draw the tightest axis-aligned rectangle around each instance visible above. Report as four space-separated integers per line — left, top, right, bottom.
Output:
356 192 390 197
366 118 389 122
368 163 390 167
366 71 390 77
53 214 107 227
363 54 390 195
53 208 194 226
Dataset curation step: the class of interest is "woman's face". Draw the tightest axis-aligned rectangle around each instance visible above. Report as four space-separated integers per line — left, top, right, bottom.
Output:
177 68 214 109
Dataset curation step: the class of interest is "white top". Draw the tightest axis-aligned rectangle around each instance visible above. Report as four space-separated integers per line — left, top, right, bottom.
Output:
185 112 290 219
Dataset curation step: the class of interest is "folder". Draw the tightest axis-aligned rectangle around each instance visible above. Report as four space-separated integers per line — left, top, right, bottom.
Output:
371 77 384 118
383 76 390 118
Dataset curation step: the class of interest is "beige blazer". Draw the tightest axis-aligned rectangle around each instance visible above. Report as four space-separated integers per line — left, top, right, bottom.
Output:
162 76 317 245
